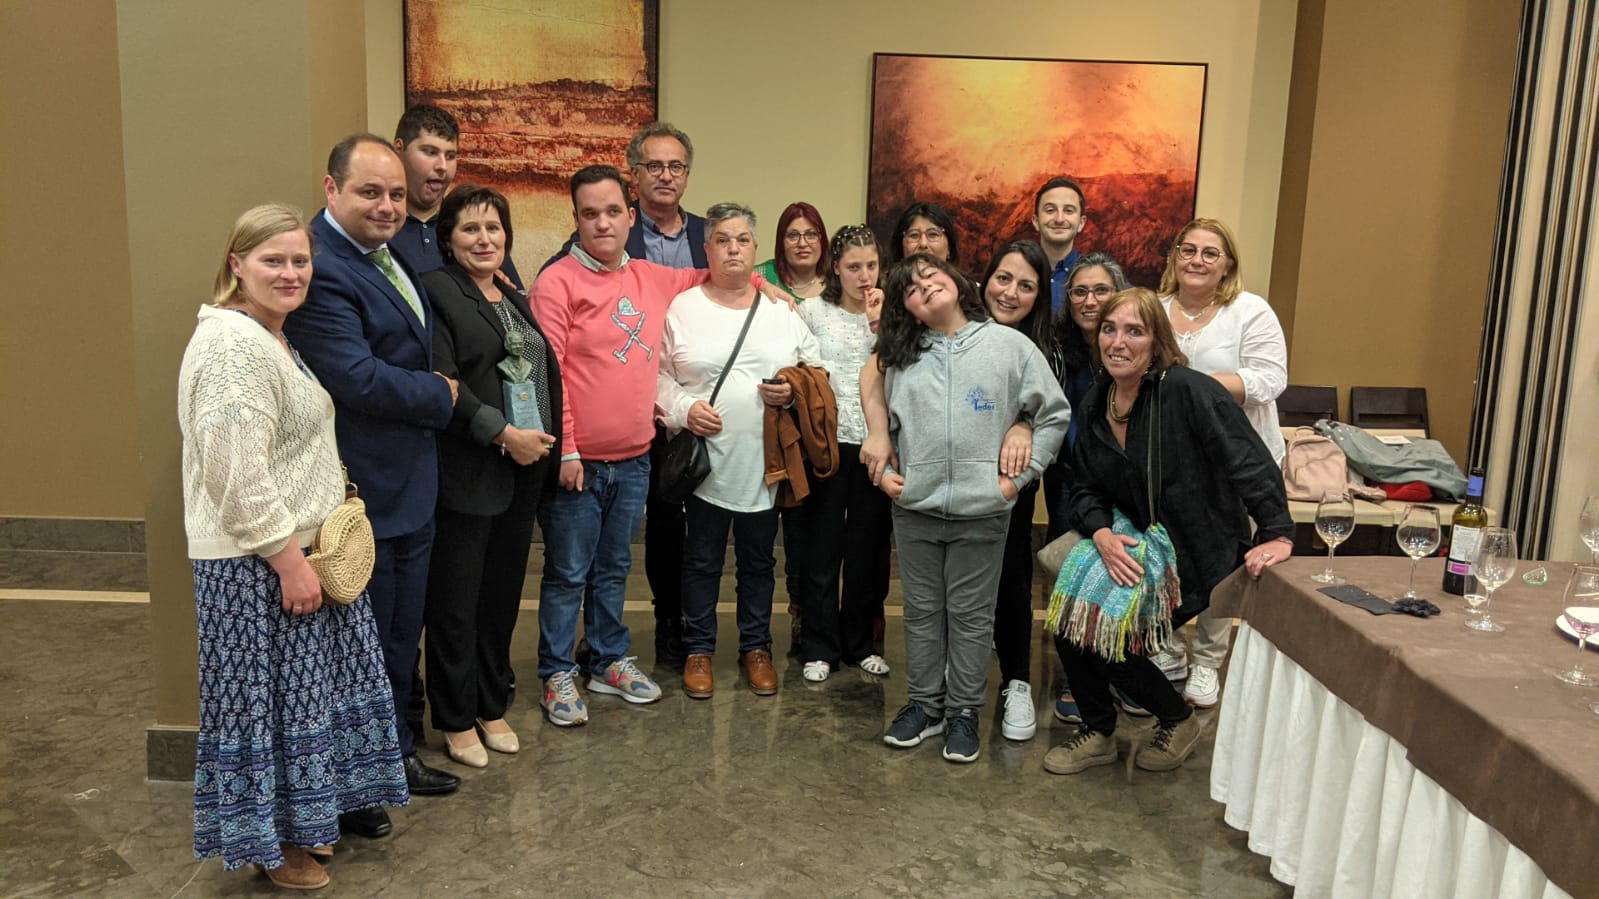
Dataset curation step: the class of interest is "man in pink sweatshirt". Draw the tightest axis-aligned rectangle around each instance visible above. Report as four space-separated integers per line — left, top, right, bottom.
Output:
533 165 736 726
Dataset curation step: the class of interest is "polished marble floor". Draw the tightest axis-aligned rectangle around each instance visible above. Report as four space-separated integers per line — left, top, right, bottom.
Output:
0 539 1286 897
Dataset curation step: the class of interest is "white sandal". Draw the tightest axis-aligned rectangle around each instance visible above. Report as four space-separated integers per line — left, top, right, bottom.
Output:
857 654 890 676
802 660 831 682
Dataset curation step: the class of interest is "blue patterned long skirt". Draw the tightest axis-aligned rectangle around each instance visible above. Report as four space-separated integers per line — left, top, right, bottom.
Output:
191 555 409 870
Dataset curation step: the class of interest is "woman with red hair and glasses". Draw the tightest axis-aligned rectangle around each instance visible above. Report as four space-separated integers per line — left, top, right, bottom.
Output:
755 202 830 301
755 203 832 651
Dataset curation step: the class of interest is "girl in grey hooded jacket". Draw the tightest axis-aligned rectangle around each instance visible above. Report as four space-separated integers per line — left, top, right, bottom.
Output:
873 254 1070 764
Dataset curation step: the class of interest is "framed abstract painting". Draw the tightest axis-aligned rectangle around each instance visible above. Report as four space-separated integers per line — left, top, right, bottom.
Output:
868 53 1207 286
404 0 660 275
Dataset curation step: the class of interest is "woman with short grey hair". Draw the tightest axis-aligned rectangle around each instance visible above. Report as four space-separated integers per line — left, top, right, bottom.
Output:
656 203 823 700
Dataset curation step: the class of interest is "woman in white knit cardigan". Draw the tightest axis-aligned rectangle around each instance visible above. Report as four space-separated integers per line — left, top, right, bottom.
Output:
177 204 406 889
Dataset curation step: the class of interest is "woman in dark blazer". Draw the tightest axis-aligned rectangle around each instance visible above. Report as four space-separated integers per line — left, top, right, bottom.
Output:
421 185 562 768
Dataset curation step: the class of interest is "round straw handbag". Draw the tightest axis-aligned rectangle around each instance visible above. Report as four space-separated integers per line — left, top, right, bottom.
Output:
306 474 375 605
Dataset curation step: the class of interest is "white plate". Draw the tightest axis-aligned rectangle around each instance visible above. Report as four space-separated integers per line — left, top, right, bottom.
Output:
1556 609 1599 643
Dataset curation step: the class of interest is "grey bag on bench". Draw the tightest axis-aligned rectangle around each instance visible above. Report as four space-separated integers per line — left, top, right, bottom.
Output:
1313 420 1467 501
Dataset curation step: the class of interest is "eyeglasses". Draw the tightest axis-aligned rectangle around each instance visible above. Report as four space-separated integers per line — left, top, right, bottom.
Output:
639 161 688 177
784 230 821 244
1069 285 1115 300
1175 243 1227 264
904 227 946 243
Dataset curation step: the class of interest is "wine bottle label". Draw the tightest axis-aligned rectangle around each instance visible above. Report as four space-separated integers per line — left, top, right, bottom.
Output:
1446 524 1482 575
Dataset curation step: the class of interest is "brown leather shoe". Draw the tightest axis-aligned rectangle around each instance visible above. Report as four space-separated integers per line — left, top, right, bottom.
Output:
683 653 714 699
257 843 329 890
742 649 778 696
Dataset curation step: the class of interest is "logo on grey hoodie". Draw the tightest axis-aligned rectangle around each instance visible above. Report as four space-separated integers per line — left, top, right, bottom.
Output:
965 387 996 412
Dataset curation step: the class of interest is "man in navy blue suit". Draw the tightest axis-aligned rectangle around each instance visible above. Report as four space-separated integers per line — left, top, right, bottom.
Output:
284 134 462 836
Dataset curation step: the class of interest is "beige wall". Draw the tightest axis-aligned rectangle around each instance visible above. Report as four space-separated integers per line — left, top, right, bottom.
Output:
112 0 370 726
12 0 1293 521
657 1 1295 290
0 0 142 519
363 1 1297 282
1271 0 1521 460
0 0 1535 725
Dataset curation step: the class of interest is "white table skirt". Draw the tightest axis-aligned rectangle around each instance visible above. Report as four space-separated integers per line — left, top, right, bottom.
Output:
1210 623 1570 899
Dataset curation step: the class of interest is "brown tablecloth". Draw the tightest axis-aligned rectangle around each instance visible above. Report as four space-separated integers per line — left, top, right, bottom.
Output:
1211 557 1599 898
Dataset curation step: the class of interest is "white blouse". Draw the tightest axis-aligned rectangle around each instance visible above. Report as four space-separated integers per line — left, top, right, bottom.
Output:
656 288 823 512
1162 290 1288 463
797 298 875 445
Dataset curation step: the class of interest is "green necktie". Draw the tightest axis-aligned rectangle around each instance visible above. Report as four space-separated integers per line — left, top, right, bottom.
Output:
368 247 425 323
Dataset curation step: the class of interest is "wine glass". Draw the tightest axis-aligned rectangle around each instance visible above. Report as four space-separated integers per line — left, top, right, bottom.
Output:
1580 496 1599 563
1312 491 1356 584
1555 565 1599 685
1394 505 1441 599
1466 526 1518 633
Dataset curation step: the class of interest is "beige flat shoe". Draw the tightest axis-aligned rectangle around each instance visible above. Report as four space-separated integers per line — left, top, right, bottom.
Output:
443 729 488 768
476 718 520 754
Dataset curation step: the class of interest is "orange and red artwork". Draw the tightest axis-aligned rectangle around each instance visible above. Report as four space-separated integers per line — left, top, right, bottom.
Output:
404 0 658 276
868 54 1206 286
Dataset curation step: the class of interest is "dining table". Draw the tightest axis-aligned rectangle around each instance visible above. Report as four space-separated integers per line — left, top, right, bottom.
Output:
1207 556 1597 899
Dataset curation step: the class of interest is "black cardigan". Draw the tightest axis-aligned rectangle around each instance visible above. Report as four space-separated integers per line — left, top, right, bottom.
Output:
1069 365 1293 620
422 264 563 516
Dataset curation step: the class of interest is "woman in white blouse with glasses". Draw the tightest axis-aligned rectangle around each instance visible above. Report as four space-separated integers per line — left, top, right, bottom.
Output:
1155 217 1287 710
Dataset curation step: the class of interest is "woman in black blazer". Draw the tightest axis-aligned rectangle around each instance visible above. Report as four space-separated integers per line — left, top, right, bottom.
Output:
421 185 562 768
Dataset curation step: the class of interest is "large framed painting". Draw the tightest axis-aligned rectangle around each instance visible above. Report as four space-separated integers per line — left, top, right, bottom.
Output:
868 54 1207 287
404 0 659 276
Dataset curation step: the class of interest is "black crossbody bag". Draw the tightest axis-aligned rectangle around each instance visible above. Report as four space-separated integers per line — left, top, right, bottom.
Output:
656 299 761 503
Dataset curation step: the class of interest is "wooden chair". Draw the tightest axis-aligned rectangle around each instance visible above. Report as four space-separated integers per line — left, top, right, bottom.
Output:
1276 384 1339 427
1349 386 1430 433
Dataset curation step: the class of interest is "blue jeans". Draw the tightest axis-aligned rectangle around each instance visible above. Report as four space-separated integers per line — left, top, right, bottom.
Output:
681 496 779 655
537 455 649 678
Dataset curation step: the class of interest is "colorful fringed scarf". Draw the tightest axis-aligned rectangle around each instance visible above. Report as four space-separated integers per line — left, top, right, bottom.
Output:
1045 510 1182 662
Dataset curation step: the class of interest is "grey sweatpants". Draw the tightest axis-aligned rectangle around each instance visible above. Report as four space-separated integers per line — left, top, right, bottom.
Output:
892 506 1011 716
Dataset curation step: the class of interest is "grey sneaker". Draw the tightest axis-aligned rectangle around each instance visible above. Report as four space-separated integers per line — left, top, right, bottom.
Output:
1043 726 1118 775
589 656 662 704
540 669 588 727
941 709 980 763
1150 647 1190 682
883 703 945 748
1135 713 1203 771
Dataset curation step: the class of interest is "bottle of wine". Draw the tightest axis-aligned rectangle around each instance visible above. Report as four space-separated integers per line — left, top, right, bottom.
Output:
1442 468 1487 595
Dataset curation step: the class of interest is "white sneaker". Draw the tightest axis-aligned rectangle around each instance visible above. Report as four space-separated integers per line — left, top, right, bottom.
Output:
1184 664 1220 708
802 660 831 682
1150 647 1189 682
1000 679 1036 741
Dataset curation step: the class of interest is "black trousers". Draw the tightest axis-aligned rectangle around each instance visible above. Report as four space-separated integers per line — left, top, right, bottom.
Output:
780 505 809 612
797 447 892 665
1043 465 1070 541
994 480 1039 684
644 424 685 624
424 460 547 732
1054 622 1195 736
